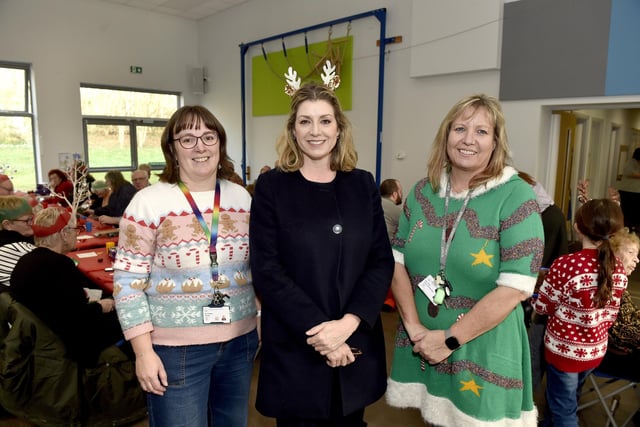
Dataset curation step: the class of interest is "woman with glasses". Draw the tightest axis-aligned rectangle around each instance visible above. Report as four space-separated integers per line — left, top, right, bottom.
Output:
0 195 36 292
112 105 258 427
10 207 126 366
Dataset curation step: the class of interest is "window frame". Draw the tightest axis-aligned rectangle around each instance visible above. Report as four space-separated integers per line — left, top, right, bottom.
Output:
80 83 179 174
0 61 39 185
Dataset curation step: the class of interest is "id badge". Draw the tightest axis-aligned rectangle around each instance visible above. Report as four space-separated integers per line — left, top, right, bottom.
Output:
417 275 439 305
203 306 230 324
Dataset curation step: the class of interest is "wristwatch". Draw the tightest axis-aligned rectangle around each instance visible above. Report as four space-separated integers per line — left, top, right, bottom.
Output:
444 328 460 351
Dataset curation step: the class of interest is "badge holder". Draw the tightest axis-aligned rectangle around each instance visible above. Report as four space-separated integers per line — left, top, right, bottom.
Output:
202 254 230 324
417 271 452 318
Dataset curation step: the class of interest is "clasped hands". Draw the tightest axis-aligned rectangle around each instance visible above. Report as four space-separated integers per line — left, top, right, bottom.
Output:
407 324 452 365
306 314 360 368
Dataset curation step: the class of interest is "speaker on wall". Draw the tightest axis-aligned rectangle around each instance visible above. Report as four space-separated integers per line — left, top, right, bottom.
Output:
191 67 207 95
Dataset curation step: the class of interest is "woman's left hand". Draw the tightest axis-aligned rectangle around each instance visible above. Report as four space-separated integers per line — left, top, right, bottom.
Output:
412 329 452 364
306 314 360 355
324 343 356 368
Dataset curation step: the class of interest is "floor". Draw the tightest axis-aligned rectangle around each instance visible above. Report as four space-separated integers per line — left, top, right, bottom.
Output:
2 269 639 427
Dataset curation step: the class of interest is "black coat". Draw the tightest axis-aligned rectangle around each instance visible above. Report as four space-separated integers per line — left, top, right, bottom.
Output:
250 169 394 418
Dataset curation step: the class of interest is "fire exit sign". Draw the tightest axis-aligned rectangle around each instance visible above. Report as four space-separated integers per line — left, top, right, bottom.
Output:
130 66 143 74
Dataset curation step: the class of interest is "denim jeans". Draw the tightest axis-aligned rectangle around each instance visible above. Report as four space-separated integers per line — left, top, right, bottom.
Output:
147 329 259 427
543 364 592 427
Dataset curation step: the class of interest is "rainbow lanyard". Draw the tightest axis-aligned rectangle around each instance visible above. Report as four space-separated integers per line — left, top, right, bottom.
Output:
178 180 221 281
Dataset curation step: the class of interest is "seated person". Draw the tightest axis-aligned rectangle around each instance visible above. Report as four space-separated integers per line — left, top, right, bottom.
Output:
597 228 640 380
0 196 36 292
85 171 136 226
0 174 14 195
10 207 128 366
48 168 74 205
131 168 150 191
89 179 111 211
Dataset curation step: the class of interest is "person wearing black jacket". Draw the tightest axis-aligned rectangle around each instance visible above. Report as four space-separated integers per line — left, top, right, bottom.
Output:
0 195 36 292
10 207 126 366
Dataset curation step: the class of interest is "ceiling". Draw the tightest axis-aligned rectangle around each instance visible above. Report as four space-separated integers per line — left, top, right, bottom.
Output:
98 0 249 20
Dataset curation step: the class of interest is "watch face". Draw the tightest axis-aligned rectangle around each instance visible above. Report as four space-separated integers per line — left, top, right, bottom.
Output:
445 336 460 350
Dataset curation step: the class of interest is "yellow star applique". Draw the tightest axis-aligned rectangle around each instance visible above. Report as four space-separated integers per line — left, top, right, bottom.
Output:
459 378 483 397
470 248 494 267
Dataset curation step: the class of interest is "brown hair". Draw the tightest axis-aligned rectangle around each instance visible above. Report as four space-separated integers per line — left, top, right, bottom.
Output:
158 105 235 183
104 170 129 194
276 82 357 172
47 169 69 182
574 199 624 308
427 94 511 192
380 179 400 197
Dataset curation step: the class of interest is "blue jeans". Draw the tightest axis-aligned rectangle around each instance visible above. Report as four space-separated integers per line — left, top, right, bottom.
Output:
148 329 259 427
543 364 592 427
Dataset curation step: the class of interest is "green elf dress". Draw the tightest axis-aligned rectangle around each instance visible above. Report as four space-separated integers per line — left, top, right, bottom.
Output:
386 166 544 426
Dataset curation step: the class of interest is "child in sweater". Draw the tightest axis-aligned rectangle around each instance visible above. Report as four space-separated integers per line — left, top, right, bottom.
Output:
533 199 627 427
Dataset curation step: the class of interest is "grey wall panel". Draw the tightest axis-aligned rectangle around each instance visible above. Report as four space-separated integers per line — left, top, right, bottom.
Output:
500 0 611 101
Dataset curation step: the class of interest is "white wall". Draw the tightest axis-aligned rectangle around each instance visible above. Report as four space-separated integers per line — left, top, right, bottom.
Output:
4 0 640 194
0 0 201 181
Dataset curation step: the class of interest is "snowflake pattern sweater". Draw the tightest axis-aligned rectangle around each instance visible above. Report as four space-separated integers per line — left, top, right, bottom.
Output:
113 180 257 346
533 248 627 372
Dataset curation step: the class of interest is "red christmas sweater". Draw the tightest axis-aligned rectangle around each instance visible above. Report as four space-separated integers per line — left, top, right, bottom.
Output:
533 248 627 372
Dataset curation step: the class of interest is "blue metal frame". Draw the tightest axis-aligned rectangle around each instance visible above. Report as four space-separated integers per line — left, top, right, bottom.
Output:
239 8 388 185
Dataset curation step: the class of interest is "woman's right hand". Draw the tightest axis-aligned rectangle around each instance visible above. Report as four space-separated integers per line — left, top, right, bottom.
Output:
135 351 168 395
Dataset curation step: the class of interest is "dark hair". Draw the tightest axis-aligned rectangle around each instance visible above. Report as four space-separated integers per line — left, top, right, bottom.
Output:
574 199 624 308
276 82 357 172
158 105 234 183
47 169 69 182
633 148 640 161
380 179 400 197
104 170 128 193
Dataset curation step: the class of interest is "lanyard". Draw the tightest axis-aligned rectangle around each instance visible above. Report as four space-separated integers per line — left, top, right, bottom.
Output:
178 180 221 281
439 179 472 273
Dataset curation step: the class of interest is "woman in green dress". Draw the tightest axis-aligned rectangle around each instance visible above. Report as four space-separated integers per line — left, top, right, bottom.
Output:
386 94 544 426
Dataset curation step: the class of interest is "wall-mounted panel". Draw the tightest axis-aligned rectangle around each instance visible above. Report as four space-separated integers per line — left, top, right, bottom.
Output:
605 0 640 95
500 0 611 100
410 0 501 77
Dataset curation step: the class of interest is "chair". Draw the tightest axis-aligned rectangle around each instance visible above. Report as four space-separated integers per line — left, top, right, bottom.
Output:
0 292 147 426
578 369 639 427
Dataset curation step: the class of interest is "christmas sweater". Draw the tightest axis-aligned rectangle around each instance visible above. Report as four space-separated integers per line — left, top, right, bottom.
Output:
533 248 627 372
113 180 257 346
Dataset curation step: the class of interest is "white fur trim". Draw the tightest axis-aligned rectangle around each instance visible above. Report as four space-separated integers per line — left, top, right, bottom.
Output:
439 166 519 199
386 378 538 426
496 272 536 294
392 248 405 265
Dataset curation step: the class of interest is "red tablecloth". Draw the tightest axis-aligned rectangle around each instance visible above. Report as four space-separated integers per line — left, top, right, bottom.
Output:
75 218 119 250
67 248 114 295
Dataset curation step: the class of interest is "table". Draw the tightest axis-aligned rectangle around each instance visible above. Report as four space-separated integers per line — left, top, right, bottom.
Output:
75 218 119 250
67 248 114 295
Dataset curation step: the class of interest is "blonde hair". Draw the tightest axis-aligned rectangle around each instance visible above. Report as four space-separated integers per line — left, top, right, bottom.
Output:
611 228 640 256
33 207 72 248
427 94 511 192
277 82 357 172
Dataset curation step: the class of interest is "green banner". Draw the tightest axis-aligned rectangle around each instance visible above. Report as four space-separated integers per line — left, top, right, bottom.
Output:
252 36 353 116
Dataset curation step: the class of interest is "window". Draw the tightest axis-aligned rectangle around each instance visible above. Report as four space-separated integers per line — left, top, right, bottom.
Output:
0 63 37 191
80 85 179 178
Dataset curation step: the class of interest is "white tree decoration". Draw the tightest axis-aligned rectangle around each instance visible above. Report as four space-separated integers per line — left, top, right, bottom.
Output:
51 160 92 221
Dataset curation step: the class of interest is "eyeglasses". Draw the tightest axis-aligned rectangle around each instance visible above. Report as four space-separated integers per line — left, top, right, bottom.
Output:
11 217 33 226
64 225 85 233
173 132 219 149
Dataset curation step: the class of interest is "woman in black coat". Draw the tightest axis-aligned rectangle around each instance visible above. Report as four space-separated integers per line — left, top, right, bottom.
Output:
250 80 394 426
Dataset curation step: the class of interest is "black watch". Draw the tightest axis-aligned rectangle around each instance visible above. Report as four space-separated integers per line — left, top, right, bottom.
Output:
444 328 460 351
